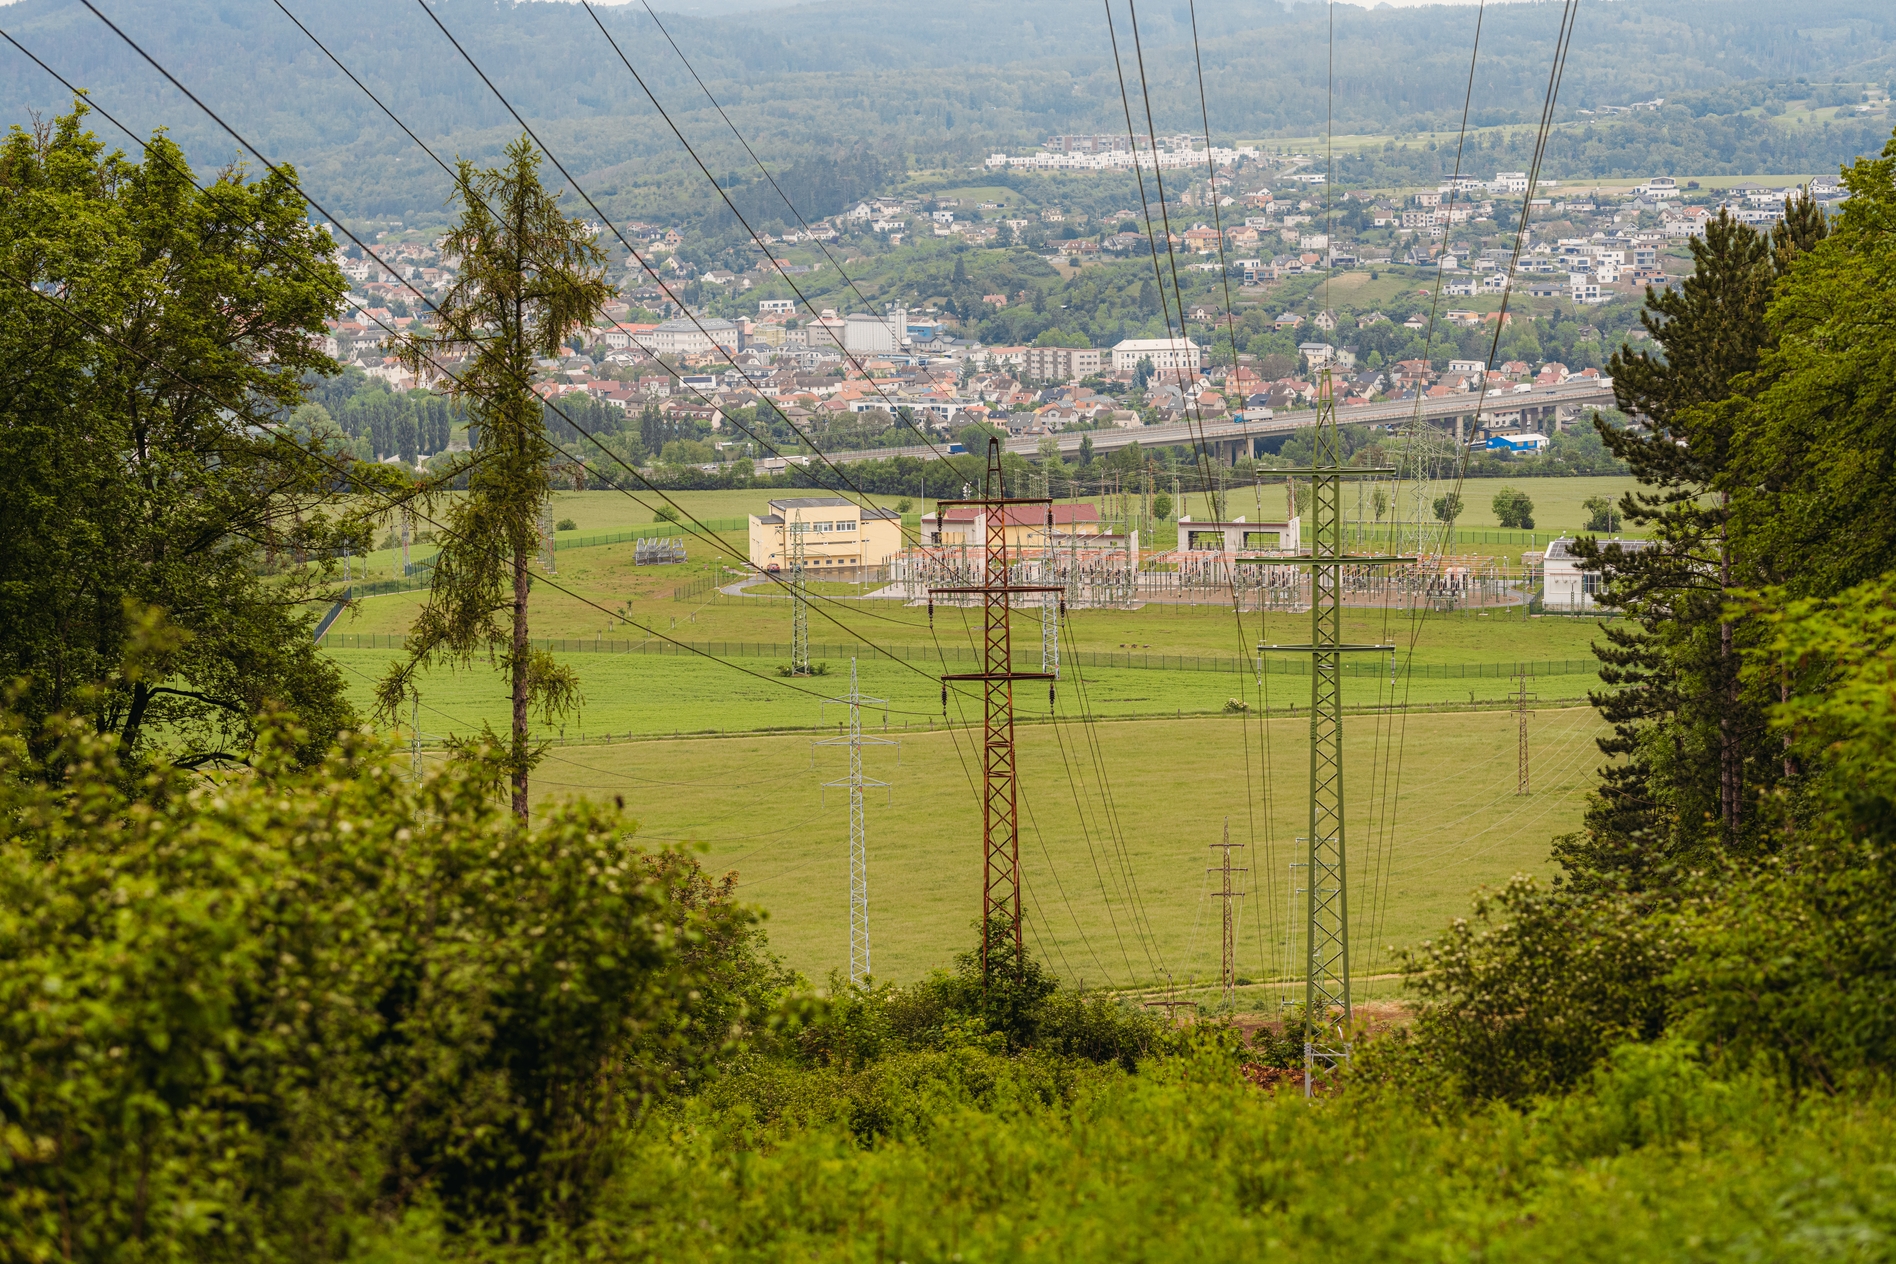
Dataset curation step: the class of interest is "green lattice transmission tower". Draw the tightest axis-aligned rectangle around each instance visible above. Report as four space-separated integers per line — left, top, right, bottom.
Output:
1240 369 1412 1095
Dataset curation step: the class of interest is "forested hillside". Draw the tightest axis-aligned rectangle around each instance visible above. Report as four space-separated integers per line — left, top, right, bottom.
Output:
0 0 1891 223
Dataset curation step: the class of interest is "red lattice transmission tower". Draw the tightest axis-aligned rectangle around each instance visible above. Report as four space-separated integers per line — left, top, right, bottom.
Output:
931 438 1062 978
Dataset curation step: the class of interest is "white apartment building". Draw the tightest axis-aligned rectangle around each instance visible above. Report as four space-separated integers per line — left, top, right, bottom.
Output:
1112 337 1202 373
648 317 739 356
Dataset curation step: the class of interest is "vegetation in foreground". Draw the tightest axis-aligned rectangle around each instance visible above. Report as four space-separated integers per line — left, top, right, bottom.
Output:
8 109 1896 1264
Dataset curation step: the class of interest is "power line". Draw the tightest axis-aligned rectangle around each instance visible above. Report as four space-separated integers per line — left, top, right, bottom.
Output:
1364 0 1582 984
42 8 979 710
1118 0 1227 525
402 0 946 545
577 0 979 486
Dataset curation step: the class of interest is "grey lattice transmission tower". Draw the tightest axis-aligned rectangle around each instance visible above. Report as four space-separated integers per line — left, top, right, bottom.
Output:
789 517 811 676
1514 673 1535 796
815 659 895 986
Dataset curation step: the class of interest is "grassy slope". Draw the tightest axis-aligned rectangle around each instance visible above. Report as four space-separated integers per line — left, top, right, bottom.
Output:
512 706 1604 990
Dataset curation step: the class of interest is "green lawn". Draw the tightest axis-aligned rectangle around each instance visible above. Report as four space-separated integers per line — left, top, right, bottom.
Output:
326 482 1615 993
513 705 1605 992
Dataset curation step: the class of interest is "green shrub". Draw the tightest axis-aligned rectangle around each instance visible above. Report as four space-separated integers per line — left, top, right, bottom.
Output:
1491 485 1535 529
1361 875 1679 1103
0 716 775 1257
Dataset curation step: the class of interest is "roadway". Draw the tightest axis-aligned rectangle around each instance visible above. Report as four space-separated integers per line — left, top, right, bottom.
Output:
811 380 1618 466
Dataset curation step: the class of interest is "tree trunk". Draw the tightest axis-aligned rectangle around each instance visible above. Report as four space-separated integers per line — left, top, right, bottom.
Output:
512 529 531 821
1719 509 1741 841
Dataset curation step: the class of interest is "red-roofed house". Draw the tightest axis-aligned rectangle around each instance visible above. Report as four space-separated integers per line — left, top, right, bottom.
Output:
921 503 1104 550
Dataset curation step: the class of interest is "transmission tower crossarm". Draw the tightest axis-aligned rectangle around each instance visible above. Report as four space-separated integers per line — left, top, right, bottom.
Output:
935 438 1043 983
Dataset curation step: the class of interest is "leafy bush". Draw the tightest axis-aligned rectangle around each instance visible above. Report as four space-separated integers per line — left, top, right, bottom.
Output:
1361 875 1679 1103
652 504 681 523
0 716 777 1257
1583 493 1622 532
555 517 577 531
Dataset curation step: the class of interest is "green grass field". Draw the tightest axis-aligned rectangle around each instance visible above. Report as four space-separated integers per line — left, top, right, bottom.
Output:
515 705 1605 994
323 478 1630 995
331 477 1642 626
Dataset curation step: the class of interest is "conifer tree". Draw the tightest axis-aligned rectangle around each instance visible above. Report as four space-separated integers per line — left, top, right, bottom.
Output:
380 137 609 819
1564 196 1828 887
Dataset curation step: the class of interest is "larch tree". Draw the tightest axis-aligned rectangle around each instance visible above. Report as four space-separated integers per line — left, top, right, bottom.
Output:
380 137 609 820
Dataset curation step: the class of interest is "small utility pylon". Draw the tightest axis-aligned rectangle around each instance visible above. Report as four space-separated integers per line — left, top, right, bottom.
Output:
1240 370 1413 1096
1143 977 1198 1026
1513 673 1535 796
540 500 557 575
410 695 421 785
930 438 1061 980
788 517 811 676
815 659 894 987
1208 818 1247 1010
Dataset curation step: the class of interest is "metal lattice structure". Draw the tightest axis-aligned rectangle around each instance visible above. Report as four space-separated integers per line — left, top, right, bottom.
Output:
930 439 1061 979
1209 818 1246 1010
1041 591 1060 678
815 659 894 986
1239 370 1413 1095
788 518 811 676
1514 674 1536 796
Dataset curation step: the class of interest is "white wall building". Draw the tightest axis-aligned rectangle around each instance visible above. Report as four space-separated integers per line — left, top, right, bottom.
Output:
1112 337 1202 373
648 317 738 356
1541 536 1652 611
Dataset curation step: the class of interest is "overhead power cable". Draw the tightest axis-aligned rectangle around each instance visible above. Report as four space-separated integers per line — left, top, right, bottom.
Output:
578 0 979 485
1365 0 1582 979
49 8 974 696
0 262 944 718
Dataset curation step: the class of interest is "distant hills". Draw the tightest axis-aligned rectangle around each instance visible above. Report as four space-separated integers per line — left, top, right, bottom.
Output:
0 0 1891 224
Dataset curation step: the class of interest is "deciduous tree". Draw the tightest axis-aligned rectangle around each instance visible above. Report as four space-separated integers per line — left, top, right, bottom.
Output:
0 104 359 770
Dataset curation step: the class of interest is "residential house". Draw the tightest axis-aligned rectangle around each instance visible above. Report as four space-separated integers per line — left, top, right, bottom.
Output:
921 503 1104 551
